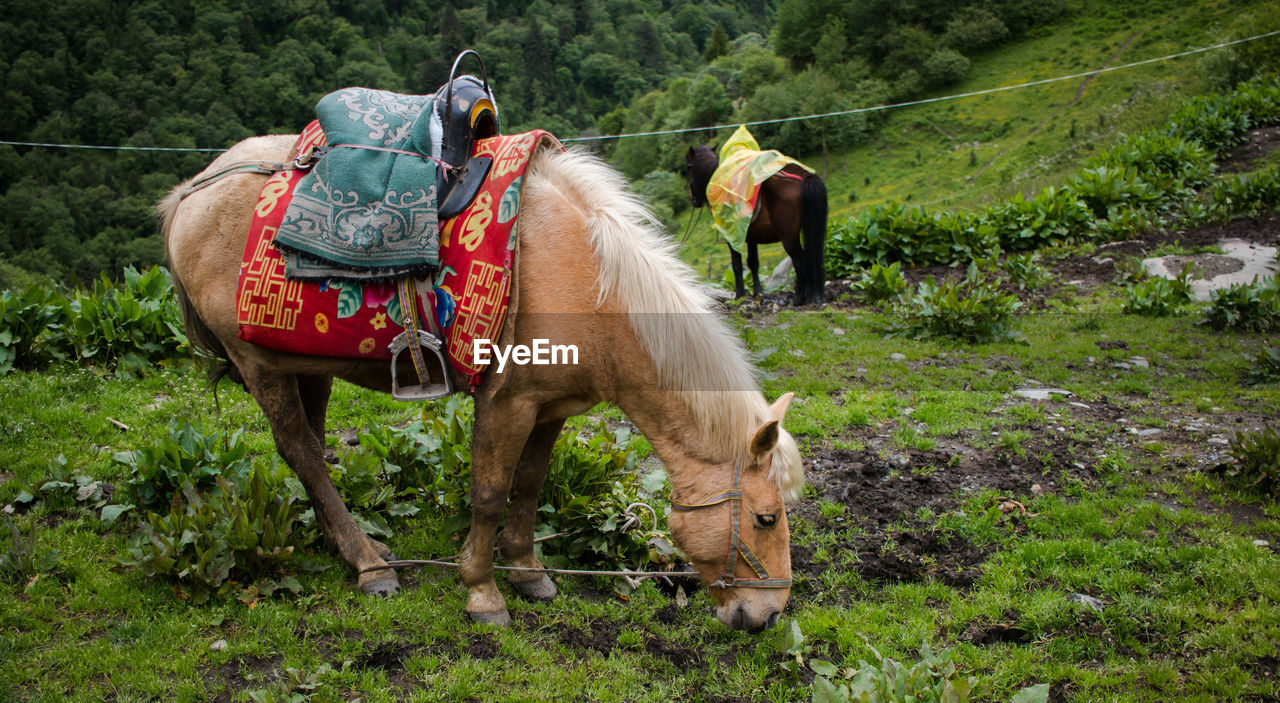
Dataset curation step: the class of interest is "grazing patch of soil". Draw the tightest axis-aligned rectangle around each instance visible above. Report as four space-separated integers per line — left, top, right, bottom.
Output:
644 635 702 669
557 618 621 656
463 632 500 660
963 610 1034 646
204 653 283 703
353 641 418 671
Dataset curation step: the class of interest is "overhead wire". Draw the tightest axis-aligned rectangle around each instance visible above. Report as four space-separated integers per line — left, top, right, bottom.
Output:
0 29 1276 153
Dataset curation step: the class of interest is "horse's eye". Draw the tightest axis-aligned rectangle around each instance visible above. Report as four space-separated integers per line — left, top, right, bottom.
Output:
754 513 777 529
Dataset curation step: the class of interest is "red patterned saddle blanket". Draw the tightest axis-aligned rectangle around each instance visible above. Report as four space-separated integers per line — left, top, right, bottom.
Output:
236 122 561 390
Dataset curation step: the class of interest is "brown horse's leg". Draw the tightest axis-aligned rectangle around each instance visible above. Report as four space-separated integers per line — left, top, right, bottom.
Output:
779 235 809 305
296 373 396 562
458 394 539 624
728 246 747 298
747 243 763 297
236 362 398 596
500 418 566 602
297 373 332 444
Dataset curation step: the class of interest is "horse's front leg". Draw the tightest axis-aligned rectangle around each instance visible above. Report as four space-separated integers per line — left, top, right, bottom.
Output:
728 246 747 298
459 394 539 624
747 243 763 297
500 418 566 603
236 364 398 596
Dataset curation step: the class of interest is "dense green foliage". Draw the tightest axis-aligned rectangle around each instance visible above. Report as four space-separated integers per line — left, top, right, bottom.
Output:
825 76 1280 275
0 265 185 376
1223 427 1280 498
888 264 1021 343
1 0 1094 282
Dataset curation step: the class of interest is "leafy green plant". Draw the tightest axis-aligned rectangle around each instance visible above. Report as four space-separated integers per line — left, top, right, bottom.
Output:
776 621 1049 703
852 262 909 302
890 265 1022 343
68 266 187 374
25 455 132 524
0 285 71 374
1222 427 1280 498
1248 347 1280 386
538 422 671 575
113 421 253 511
1002 252 1052 290
1209 165 1280 217
1069 166 1159 219
981 186 1093 251
1093 131 1215 192
118 467 319 603
1 516 61 585
1203 278 1280 332
1122 268 1194 317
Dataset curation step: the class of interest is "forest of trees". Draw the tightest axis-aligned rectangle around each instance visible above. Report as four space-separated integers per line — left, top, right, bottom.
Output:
0 0 1070 284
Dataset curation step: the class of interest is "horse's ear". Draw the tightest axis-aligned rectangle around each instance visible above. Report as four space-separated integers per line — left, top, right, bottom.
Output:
769 392 794 423
687 146 696 157
749 419 779 460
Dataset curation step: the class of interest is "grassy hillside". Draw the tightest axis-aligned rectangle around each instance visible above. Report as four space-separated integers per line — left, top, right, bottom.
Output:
676 0 1279 279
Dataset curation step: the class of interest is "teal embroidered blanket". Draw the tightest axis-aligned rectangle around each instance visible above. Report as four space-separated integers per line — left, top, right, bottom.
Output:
275 88 441 281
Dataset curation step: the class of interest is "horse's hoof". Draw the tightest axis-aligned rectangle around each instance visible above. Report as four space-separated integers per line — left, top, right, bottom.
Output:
468 608 512 626
358 572 400 597
511 575 558 602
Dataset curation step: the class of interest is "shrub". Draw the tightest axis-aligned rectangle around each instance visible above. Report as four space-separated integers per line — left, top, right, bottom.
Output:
1248 347 1280 386
118 467 319 603
1069 166 1160 219
113 421 253 511
0 285 71 374
69 266 187 374
1002 253 1052 290
538 423 670 574
890 265 1022 343
1209 165 1280 218
852 261 909 301
1 516 61 583
1222 427 1280 498
922 48 970 87
981 186 1093 251
1093 132 1215 196
1203 278 1280 332
1122 274 1193 317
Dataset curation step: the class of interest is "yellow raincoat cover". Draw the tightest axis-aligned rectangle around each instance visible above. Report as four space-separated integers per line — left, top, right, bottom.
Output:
707 125 814 253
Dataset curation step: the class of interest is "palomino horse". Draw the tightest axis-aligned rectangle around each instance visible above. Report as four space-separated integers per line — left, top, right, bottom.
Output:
686 146 828 305
160 137 804 632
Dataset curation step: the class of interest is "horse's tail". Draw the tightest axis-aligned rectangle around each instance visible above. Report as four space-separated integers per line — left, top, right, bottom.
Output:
157 186 245 389
800 174 828 303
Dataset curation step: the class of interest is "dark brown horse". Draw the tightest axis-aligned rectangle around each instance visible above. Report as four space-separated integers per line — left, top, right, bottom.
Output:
161 138 804 632
686 146 828 305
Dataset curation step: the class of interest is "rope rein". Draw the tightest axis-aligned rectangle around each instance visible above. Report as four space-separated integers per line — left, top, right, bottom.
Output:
367 462 792 591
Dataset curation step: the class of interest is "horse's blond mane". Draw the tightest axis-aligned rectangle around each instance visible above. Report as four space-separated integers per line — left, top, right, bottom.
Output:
528 147 803 501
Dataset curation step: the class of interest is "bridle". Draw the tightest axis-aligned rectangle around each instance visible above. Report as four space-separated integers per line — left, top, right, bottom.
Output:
669 459 792 590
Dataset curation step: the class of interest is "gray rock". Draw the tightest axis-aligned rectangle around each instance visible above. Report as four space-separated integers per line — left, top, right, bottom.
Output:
1069 593 1105 613
1013 388 1073 400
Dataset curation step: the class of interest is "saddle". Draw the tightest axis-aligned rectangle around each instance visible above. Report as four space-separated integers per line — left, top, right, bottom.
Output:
278 51 502 401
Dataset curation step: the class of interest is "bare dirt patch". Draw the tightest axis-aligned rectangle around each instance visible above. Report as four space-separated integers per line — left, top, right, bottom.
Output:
1220 126 1280 173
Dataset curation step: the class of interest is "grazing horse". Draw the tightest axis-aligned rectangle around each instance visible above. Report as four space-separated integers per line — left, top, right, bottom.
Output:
159 137 804 632
686 145 828 305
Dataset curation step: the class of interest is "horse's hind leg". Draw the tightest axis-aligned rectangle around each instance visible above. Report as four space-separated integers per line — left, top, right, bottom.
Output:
500 418 566 603
748 243 763 297
780 234 809 305
236 362 398 596
297 373 395 562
